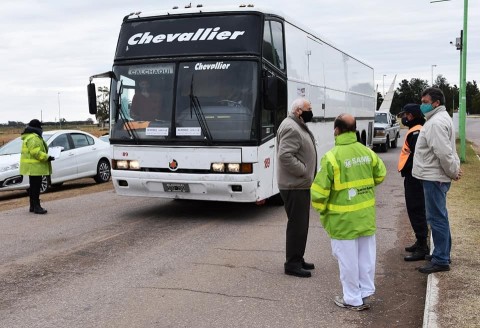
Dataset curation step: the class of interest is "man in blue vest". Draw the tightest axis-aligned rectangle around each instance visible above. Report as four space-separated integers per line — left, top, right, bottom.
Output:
397 104 429 261
311 113 386 310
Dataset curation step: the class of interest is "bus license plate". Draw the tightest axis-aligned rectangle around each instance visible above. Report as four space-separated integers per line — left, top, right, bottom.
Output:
163 183 190 193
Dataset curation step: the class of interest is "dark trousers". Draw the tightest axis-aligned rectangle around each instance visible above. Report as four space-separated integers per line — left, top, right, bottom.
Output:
280 189 311 267
29 175 42 206
404 173 428 240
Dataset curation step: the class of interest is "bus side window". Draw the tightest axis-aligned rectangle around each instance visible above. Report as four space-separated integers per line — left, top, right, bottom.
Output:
263 20 285 71
261 110 274 140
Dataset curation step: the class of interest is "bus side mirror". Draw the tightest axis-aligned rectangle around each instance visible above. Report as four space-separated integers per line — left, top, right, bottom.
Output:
87 83 97 115
263 75 278 111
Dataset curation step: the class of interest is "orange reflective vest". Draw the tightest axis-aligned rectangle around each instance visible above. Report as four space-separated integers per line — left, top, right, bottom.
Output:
397 125 422 172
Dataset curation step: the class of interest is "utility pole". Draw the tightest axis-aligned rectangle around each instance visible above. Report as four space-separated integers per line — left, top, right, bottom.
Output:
431 0 468 162
431 64 437 86
58 92 61 129
459 0 468 162
382 75 386 96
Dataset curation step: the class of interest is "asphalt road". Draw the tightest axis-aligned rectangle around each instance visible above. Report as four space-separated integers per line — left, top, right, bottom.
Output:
0 135 423 328
466 116 480 147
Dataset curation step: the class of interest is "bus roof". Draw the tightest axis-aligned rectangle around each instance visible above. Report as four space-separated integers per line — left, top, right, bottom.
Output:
123 4 286 21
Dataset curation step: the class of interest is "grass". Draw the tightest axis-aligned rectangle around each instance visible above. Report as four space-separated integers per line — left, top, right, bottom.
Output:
437 141 480 327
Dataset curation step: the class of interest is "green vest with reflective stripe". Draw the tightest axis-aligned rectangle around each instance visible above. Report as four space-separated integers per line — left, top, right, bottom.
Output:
311 132 386 240
19 133 52 176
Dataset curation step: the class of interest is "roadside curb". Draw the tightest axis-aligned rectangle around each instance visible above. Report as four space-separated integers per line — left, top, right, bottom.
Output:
423 273 439 328
423 233 438 328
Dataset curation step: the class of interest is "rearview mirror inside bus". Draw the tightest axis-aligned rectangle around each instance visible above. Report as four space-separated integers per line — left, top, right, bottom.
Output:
87 82 97 115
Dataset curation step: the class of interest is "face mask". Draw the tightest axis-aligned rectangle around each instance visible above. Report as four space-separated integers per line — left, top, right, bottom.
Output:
401 117 410 127
300 111 313 123
420 103 434 114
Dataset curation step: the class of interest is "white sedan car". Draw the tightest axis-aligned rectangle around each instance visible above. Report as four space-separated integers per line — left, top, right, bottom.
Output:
0 129 111 193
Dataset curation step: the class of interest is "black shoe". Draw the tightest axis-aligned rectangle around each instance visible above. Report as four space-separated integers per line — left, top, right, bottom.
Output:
29 206 34 213
418 262 450 274
302 261 315 270
425 254 451 264
404 248 429 262
285 267 311 278
33 206 47 214
405 241 419 253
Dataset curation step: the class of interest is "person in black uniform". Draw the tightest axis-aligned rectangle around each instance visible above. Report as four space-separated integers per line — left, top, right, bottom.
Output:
397 104 429 261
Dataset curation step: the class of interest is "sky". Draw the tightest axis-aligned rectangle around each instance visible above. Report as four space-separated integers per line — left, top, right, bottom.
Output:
1 0 479 124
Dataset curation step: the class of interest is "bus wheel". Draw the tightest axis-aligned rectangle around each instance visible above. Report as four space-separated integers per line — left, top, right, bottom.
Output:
268 193 284 206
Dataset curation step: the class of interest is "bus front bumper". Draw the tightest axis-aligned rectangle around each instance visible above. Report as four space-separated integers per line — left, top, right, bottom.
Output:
112 170 260 203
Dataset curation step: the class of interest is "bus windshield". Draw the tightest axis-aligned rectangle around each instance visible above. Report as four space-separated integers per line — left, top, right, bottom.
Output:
110 61 258 142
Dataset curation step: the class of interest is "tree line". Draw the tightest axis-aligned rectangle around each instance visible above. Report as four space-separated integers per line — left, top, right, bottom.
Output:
377 75 480 116
20 76 476 128
2 119 95 127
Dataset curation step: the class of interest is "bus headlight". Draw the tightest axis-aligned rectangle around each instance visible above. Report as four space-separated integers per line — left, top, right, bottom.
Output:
113 159 141 170
115 160 129 170
211 163 225 172
128 160 141 170
210 163 252 174
227 163 240 173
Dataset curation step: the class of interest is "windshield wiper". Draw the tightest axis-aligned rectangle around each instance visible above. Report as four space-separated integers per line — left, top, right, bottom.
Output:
189 75 213 144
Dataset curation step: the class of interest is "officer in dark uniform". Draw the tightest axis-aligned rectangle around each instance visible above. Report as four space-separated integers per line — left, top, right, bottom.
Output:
397 104 429 261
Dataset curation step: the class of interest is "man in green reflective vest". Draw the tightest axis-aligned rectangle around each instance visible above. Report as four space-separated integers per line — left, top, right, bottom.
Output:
311 113 386 311
20 119 54 214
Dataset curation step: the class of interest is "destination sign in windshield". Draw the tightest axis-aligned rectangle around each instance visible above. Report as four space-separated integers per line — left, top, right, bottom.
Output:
128 64 174 75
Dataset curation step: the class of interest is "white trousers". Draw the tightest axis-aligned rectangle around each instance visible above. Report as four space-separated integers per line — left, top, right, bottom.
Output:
331 235 376 306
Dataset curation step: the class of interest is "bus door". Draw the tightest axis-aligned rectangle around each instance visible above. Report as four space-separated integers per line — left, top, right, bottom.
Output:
256 138 276 201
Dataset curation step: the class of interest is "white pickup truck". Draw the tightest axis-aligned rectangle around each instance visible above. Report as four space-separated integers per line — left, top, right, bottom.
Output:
373 111 400 152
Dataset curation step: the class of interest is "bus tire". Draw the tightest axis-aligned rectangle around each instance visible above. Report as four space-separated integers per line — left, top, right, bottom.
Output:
268 193 284 206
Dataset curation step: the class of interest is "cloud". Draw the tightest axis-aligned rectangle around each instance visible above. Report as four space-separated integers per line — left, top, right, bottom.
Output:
0 0 479 123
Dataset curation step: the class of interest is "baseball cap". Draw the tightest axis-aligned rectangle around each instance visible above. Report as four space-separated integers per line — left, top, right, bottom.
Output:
397 104 422 118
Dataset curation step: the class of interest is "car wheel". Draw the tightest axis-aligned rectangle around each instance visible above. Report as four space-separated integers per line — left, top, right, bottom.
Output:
380 137 389 153
39 175 50 193
94 159 111 183
390 133 398 148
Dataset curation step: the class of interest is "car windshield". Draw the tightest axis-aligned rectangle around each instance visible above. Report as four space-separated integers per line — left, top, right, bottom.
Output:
375 113 388 124
110 61 258 143
0 133 55 155
0 138 22 155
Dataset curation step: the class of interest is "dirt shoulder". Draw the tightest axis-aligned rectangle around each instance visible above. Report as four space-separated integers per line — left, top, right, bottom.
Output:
433 142 480 327
0 178 114 212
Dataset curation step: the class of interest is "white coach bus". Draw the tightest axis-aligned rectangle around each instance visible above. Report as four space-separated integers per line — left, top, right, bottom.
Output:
87 4 375 204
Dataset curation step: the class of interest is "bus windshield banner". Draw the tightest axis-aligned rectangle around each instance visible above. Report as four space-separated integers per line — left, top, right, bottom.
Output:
115 14 262 59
